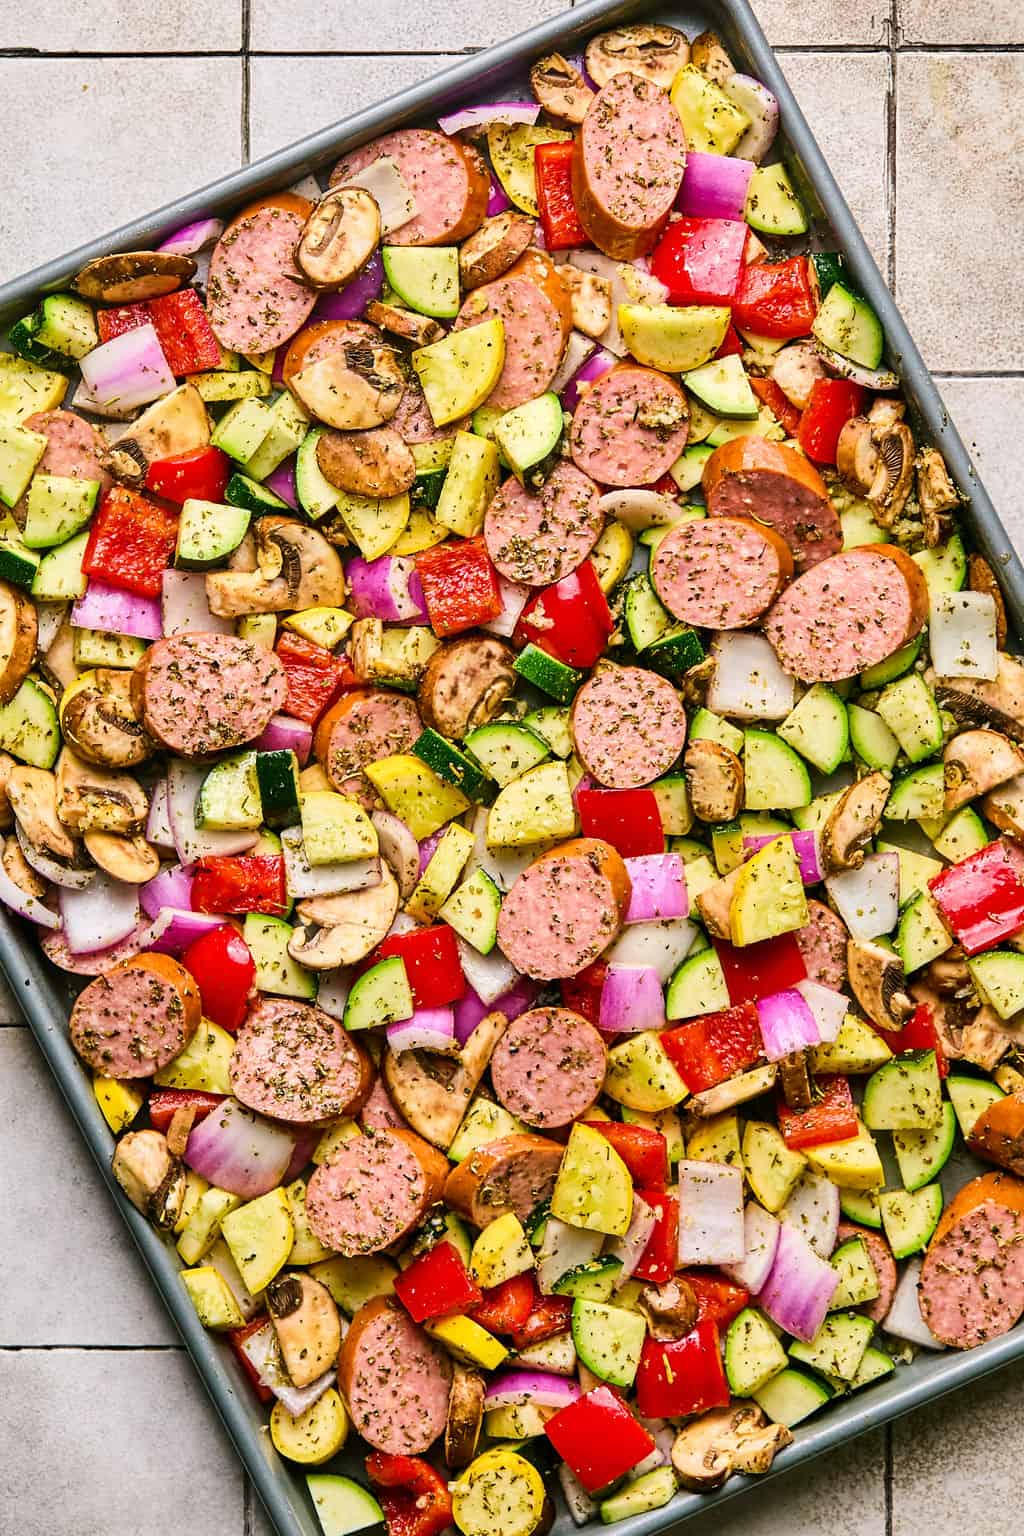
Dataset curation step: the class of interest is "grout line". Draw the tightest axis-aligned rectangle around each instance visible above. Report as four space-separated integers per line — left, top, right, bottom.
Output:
934 369 1024 379
0 43 1021 58
241 0 251 164
244 1479 254 1536
886 0 898 290
0 1343 185 1352
885 1422 894 1536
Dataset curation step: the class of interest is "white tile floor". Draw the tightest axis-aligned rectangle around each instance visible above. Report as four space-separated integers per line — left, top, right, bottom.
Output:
0 0 1022 1531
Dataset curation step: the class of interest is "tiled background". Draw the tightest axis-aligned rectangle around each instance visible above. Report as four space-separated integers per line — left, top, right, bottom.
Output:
0 0 1022 1531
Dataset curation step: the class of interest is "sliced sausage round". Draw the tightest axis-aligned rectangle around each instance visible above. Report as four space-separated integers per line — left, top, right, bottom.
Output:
484 463 603 587
132 633 287 758
444 1133 565 1228
836 1221 897 1326
229 997 373 1124
966 1090 1024 1176
330 128 489 246
497 837 630 981
795 899 848 990
358 1075 409 1132
454 275 565 411
703 438 841 572
491 1007 607 1129
392 377 462 445
651 516 794 630
306 1127 449 1256
339 1296 452 1454
13 410 110 528
919 1196 1024 1348
570 366 689 487
764 546 929 683
571 666 687 788
69 953 201 1078
314 688 422 789
207 194 317 354
572 72 686 260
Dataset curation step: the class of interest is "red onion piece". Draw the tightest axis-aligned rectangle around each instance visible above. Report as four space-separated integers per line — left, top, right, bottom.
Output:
439 101 540 135
146 906 227 954
756 1221 839 1341
418 828 446 876
487 179 512 217
264 455 299 510
185 1098 296 1198
161 569 233 638
675 154 754 221
561 346 617 413
40 909 176 975
453 978 538 1044
756 987 822 1062
157 216 224 255
80 323 175 412
795 978 847 1042
883 1258 944 1349
72 580 162 641
605 1194 658 1283
140 862 194 920
605 918 696 984
484 1369 581 1410
256 714 313 765
676 1159 744 1265
455 934 509 1004
284 1126 321 1181
346 553 428 625
624 854 689 924
312 250 385 322
386 1005 456 1054
721 1203 781 1292
598 964 666 1034
743 829 823 885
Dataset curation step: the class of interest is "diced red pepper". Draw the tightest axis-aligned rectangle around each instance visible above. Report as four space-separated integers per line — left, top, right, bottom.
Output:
393 1240 482 1323
777 1073 858 1149
650 217 748 305
632 1189 678 1284
509 1290 573 1350
685 1269 750 1328
581 1122 669 1188
145 445 231 505
415 536 502 637
373 924 466 1007
148 1087 225 1133
365 1453 453 1536
545 1385 656 1493
714 933 807 1006
147 288 221 375
715 321 744 359
228 1316 275 1404
470 1272 537 1335
275 632 357 725
661 1003 763 1093
576 787 664 858
534 140 588 250
635 1320 730 1419
929 840 1024 955
733 256 817 339
560 958 608 1026
514 560 613 670
97 302 150 343
750 375 803 436
181 922 256 1032
797 378 865 465
191 855 288 917
876 1001 949 1079
82 486 179 598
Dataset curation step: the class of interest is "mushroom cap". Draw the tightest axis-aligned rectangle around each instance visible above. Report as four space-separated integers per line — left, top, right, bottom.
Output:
585 23 690 89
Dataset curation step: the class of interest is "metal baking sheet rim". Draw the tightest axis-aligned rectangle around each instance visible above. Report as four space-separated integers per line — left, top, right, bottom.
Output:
2 1 1023 1532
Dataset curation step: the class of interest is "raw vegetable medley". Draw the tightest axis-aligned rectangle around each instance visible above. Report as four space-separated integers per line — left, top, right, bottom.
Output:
4 19 1024 1536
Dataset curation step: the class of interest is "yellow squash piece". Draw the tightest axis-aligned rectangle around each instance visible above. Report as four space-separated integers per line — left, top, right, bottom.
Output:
604 1031 688 1113
434 431 500 538
312 1117 362 1165
286 1179 334 1265
803 1121 885 1191
619 303 731 372
412 318 506 428
364 753 470 839
220 1187 295 1293
92 1075 145 1134
730 834 808 946
299 789 378 865
270 1388 349 1465
174 1169 211 1234
469 1211 534 1288
391 507 447 556
687 1110 743 1169
551 1123 633 1237
452 1449 547 1536
590 521 634 593
181 1266 246 1330
406 821 475 923
811 1015 893 1075
425 1314 509 1371
177 1186 242 1266
0 354 66 424
333 490 410 562
486 760 576 848
281 607 354 649
742 1122 807 1213
153 1018 235 1094
486 124 574 216
310 1253 398 1315
670 65 750 154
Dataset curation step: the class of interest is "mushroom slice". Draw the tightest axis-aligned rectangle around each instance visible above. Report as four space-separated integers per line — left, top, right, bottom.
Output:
562 267 612 340
916 446 960 548
365 300 445 348
41 621 81 694
672 1403 792 1491
60 668 153 769
266 1272 342 1389
529 53 594 124
969 553 1008 649
83 831 161 884
418 637 517 738
835 416 878 496
930 652 1024 742
638 1278 699 1340
112 1129 186 1229
55 747 149 835
689 29 736 83
687 1064 777 1118
943 728 1024 813
103 384 210 485
778 1049 813 1112
983 772 1024 839
316 426 416 500
459 212 537 292
923 949 969 997
684 740 744 823
372 809 421 901
290 335 405 431
206 516 346 617
820 771 890 872
384 1009 509 1150
2 835 48 899
8 767 77 861
289 862 400 969
74 251 196 303
835 416 915 526
0 751 15 831
695 865 742 942
0 582 37 707
445 1366 485 1470
847 937 915 1031
770 342 826 411
297 186 381 290
585 24 690 89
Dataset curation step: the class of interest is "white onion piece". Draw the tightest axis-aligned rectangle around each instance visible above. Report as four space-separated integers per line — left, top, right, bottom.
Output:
288 174 322 201
606 1194 657 1284
0 861 60 928
795 979 848 1043
315 968 352 1022
146 778 175 849
566 251 639 355
280 825 381 900
883 1258 945 1349
550 330 597 395
677 1159 744 1265
466 804 556 893
70 376 137 421
516 1331 577 1375
34 601 68 655
161 569 233 637
206 1237 263 1321
826 851 899 940
721 1203 780 1292
537 1217 603 1294
559 1465 598 1528
929 590 998 680
606 918 696 984
722 74 780 163
456 933 519 1004
166 760 260 864
482 575 531 639
60 874 141 954
596 489 680 532
340 155 416 234
779 1174 841 1259
707 631 796 720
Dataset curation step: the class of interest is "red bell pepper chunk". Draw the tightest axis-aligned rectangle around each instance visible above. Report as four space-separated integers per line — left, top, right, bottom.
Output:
181 922 256 1032
415 536 503 637
929 840 1024 955
228 1316 275 1404
661 1002 763 1093
148 1087 224 1133
514 560 613 670
715 321 744 359
470 1272 537 1335
534 140 588 250
632 1189 678 1284
145 445 231 505
545 1385 656 1493
275 632 357 725
191 855 288 917
366 1452 453 1536
797 378 865 465
510 1290 573 1349
560 958 608 1026
393 1240 482 1323
82 486 179 598
148 288 221 376
876 1001 949 1079
581 1122 669 1188
373 924 466 1007
777 1073 858 1149
650 217 749 305
576 787 664 858
714 933 807 1006
685 1269 750 1328
635 1319 730 1419
750 375 803 436
97 303 151 343
733 256 817 339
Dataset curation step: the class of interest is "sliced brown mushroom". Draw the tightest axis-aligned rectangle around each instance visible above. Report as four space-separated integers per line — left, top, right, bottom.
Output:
60 667 153 768
585 24 690 89
372 809 421 901
55 746 149 834
459 211 537 292
8 767 77 861
835 416 915 527
867 397 905 427
820 771 890 872
206 516 346 617
0 751 15 832
684 740 744 823
689 29 736 83
384 1010 508 1149
943 727 1024 812
687 1063 778 1118
930 652 1024 742
672 1403 792 1491
561 266 612 340
289 862 400 969
111 1129 186 1229
923 948 969 997
916 446 960 547
83 830 161 884
445 1366 485 1471
770 342 827 411
365 299 445 348
679 655 714 712
266 1272 342 1387
530 54 594 125
75 251 196 303
983 771 1024 838
103 384 210 484
290 326 405 431
638 1278 699 1340
296 186 382 290
695 864 742 942
914 981 1016 1073
778 1049 814 1112
847 938 915 1031
968 553 1008 649
2 835 48 899
41 621 80 694
316 426 416 499
165 1102 197 1159
418 637 517 738
0 582 37 706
